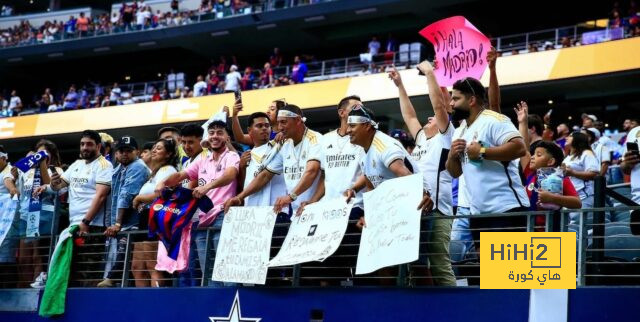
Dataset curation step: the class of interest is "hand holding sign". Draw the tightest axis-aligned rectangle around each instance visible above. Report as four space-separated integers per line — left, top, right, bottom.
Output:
419 16 491 86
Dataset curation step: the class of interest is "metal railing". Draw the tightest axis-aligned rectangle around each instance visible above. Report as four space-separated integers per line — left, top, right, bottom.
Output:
9 50 410 115
1 189 638 288
492 20 633 53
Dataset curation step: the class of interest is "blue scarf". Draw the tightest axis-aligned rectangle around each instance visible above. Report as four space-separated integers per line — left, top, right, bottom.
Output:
15 151 48 172
15 151 49 212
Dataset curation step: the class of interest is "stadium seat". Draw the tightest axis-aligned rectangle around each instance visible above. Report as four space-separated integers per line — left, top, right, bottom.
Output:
604 222 640 261
409 42 422 64
167 73 176 92
398 43 409 65
176 72 185 90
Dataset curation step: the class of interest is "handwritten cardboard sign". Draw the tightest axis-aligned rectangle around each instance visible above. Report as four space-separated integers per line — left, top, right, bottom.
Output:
356 174 423 275
268 198 352 267
212 206 277 285
419 16 491 86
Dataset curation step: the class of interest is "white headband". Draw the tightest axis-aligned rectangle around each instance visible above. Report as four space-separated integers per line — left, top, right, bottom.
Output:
0 152 7 159
278 110 306 122
348 116 378 129
278 110 300 118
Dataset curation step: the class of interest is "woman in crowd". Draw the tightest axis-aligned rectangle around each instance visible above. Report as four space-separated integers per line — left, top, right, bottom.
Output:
131 138 178 287
562 132 600 229
4 140 60 288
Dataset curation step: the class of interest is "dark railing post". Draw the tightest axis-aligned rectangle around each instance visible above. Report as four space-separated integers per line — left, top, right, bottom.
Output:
292 265 301 287
120 232 133 288
577 211 587 286
202 228 214 287
396 265 408 286
545 212 553 232
591 175 606 285
593 176 606 261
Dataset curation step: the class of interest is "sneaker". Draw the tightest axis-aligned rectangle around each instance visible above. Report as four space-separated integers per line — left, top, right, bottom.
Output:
30 272 47 289
97 278 115 287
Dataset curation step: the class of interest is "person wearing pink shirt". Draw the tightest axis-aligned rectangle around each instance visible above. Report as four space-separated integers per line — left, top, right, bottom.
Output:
157 120 240 286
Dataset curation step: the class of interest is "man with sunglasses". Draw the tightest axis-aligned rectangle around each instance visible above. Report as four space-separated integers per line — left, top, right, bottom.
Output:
445 77 529 254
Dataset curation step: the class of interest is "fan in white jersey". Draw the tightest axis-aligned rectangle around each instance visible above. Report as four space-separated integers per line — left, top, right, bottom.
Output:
388 62 458 286
345 104 434 221
233 112 286 207
450 48 502 261
445 77 529 254
51 130 113 235
296 95 365 217
224 104 322 215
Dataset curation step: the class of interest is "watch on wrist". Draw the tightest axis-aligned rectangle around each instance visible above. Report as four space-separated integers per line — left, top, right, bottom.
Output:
288 192 298 201
81 218 91 226
479 147 487 159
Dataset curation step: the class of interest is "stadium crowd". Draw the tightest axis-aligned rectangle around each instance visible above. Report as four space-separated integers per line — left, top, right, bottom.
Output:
0 0 323 49
0 47 639 290
3 1 640 118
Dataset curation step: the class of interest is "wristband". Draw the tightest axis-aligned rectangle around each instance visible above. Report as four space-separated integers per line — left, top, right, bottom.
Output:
82 218 91 226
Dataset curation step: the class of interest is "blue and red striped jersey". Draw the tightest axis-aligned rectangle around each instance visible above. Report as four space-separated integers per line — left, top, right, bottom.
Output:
148 187 214 260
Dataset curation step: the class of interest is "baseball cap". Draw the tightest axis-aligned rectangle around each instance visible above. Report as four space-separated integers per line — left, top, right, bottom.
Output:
390 129 409 141
389 129 414 148
115 136 138 151
581 113 598 122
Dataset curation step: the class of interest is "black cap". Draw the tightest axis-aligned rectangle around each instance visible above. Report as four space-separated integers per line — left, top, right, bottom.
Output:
115 136 138 151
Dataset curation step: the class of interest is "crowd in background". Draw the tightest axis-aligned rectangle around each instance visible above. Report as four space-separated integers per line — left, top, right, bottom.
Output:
1 46 639 290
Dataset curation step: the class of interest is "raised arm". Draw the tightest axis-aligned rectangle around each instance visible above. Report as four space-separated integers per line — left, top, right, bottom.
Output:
487 47 501 113
515 101 531 169
417 61 449 133
388 68 423 138
231 100 254 146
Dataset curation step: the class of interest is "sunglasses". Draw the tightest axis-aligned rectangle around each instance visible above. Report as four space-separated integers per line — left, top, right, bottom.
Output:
463 78 477 97
351 104 374 120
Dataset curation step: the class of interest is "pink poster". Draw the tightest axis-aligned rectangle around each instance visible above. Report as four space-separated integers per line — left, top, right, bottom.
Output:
419 16 491 86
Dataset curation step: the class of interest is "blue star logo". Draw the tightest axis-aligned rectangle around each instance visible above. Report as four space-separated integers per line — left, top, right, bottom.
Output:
209 291 261 322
